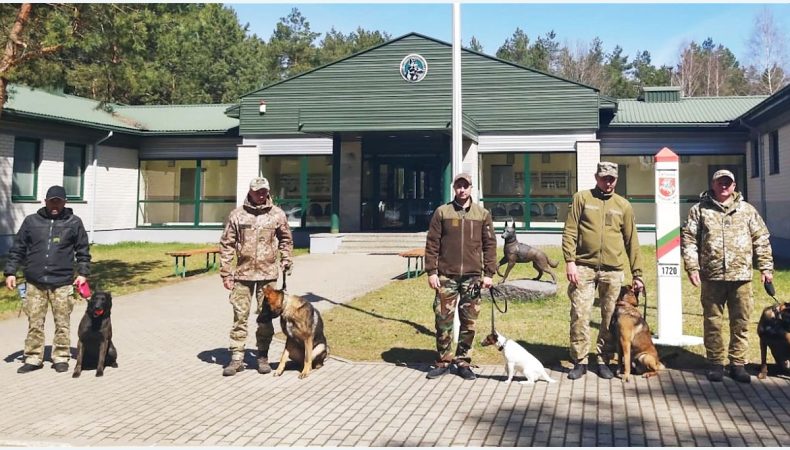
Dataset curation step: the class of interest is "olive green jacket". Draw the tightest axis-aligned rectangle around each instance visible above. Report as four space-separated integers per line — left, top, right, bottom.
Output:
562 187 643 278
425 201 498 278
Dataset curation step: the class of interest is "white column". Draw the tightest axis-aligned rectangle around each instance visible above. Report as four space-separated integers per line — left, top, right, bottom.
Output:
236 144 259 207
653 147 703 346
451 2 463 178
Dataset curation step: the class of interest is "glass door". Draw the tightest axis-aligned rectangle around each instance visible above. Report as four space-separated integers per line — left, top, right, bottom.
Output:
362 157 443 231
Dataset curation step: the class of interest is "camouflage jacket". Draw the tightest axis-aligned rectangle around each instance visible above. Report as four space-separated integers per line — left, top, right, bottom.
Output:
219 195 293 282
681 191 773 281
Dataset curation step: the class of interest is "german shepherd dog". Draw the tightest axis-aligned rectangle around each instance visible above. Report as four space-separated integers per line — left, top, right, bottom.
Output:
609 285 663 382
261 284 328 379
757 302 790 379
73 292 118 378
497 221 559 284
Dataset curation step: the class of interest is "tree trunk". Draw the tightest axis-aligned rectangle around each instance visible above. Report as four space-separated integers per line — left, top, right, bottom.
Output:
0 3 33 118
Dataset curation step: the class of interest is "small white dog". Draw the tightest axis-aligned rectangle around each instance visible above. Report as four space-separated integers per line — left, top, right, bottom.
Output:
481 331 556 384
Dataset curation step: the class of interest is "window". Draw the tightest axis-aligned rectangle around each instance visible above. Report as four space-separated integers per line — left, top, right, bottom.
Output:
769 131 779 175
479 152 576 229
260 155 333 228
751 138 760 178
137 159 237 226
63 144 86 200
12 138 40 201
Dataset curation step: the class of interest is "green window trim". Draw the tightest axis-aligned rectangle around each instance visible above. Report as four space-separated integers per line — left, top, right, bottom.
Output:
260 155 333 229
12 137 40 202
64 143 87 200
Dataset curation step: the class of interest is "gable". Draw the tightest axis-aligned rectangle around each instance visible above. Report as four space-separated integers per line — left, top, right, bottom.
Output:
239 34 599 136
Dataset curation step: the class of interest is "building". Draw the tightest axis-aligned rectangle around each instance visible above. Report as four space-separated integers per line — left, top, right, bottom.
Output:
1 33 787 257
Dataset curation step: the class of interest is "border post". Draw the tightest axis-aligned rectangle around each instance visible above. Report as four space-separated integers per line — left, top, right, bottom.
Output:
653 147 703 346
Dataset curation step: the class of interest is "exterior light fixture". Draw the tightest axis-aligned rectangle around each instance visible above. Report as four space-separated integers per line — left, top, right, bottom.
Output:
259 100 267 114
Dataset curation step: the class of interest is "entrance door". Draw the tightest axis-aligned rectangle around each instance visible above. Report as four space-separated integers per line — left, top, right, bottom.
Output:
362 157 443 231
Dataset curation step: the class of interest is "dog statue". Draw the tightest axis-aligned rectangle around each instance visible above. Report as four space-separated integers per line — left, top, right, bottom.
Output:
757 302 790 379
481 331 556 384
609 285 663 382
497 221 559 284
73 291 118 378
262 284 328 379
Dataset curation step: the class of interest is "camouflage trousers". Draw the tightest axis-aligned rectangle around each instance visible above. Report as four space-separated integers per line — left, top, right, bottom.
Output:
23 283 75 365
700 280 753 366
228 280 276 361
433 275 481 367
568 265 624 364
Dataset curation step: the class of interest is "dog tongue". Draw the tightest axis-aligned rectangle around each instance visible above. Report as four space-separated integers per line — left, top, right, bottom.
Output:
94 309 104 316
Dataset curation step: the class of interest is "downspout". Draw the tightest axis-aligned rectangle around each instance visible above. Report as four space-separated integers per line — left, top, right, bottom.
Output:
89 131 113 243
739 119 766 219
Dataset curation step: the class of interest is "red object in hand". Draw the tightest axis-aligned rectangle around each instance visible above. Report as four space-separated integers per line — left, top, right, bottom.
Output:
76 280 92 299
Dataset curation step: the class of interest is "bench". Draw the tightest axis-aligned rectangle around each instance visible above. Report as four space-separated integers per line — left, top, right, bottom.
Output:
398 247 425 279
165 247 220 278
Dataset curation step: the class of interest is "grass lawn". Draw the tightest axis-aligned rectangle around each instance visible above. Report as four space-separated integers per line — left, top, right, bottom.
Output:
322 245 789 370
0 243 308 319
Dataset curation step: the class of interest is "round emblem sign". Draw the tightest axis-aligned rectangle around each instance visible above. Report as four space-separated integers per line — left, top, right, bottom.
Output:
400 54 428 83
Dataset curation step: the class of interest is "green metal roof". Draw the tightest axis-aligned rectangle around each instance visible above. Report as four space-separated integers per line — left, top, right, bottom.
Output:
3 84 238 135
738 83 790 124
610 95 768 127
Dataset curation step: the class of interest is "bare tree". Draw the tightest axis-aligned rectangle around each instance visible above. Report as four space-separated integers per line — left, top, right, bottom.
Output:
746 7 788 94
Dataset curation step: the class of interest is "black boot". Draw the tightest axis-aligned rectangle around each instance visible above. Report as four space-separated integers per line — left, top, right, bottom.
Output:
568 363 587 380
597 363 614 380
729 365 751 383
707 364 724 382
17 363 43 374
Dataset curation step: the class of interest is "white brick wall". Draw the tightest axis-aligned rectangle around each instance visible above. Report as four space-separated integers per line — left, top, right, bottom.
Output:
575 140 601 191
87 145 139 232
763 124 790 240
462 140 479 202
236 144 259 206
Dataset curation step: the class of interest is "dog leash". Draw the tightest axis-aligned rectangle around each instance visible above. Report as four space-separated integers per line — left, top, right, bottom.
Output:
467 281 507 335
764 281 778 304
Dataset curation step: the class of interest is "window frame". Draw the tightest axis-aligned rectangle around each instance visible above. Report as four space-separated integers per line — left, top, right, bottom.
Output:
259 154 333 229
12 137 41 202
769 130 779 175
63 143 87 200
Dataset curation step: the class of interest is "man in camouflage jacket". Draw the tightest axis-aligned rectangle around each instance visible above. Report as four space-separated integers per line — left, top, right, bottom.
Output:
424 173 497 381
681 169 773 383
218 177 293 377
562 162 644 380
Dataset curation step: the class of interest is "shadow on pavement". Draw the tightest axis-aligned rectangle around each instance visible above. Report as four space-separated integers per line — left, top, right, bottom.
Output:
381 347 436 366
319 294 433 337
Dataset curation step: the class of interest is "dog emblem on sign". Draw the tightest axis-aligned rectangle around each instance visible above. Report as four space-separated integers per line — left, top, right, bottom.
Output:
400 54 428 82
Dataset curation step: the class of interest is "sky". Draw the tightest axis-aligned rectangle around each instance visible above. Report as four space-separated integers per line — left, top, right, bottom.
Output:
226 1 790 68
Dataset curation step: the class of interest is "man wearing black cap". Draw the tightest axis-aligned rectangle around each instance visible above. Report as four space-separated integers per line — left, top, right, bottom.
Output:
4 185 91 374
681 169 773 383
424 172 497 380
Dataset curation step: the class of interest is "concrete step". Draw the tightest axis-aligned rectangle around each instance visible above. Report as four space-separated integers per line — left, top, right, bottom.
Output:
336 232 426 254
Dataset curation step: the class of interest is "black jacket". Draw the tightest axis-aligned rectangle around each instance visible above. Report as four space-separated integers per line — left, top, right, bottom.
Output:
3 207 91 287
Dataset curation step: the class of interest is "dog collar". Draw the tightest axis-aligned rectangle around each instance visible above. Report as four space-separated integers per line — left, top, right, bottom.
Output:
496 341 505 352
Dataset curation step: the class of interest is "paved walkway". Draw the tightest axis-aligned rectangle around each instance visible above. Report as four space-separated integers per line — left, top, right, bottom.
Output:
1 253 789 447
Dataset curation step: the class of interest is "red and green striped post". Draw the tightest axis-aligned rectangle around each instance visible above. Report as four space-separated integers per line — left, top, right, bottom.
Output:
654 147 703 346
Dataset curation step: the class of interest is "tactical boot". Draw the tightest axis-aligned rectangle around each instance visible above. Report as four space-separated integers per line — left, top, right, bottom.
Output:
426 365 451 379
597 363 614 380
257 357 272 374
17 363 43 374
707 364 724 382
222 360 244 377
456 365 477 380
568 363 587 380
53 362 69 373
729 365 751 384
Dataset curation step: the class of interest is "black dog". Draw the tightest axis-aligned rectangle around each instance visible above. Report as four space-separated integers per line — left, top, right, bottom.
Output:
497 221 559 283
757 302 790 379
73 292 118 378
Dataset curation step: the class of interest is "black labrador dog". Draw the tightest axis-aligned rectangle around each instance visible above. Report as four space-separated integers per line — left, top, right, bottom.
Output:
73 291 118 378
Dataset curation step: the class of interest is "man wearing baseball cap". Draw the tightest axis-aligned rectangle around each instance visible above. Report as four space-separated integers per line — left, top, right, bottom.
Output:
682 169 773 383
424 172 497 380
562 161 644 380
218 176 293 376
4 185 91 374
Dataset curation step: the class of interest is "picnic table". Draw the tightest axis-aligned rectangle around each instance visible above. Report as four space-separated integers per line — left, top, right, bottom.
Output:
398 247 425 279
165 247 220 278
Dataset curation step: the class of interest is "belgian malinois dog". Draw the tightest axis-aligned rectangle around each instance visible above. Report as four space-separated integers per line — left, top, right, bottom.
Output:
757 302 790 379
73 291 118 378
261 284 328 379
609 285 663 382
497 221 559 283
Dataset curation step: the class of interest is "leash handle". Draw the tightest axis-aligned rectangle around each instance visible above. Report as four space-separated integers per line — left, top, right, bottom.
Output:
764 281 779 303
